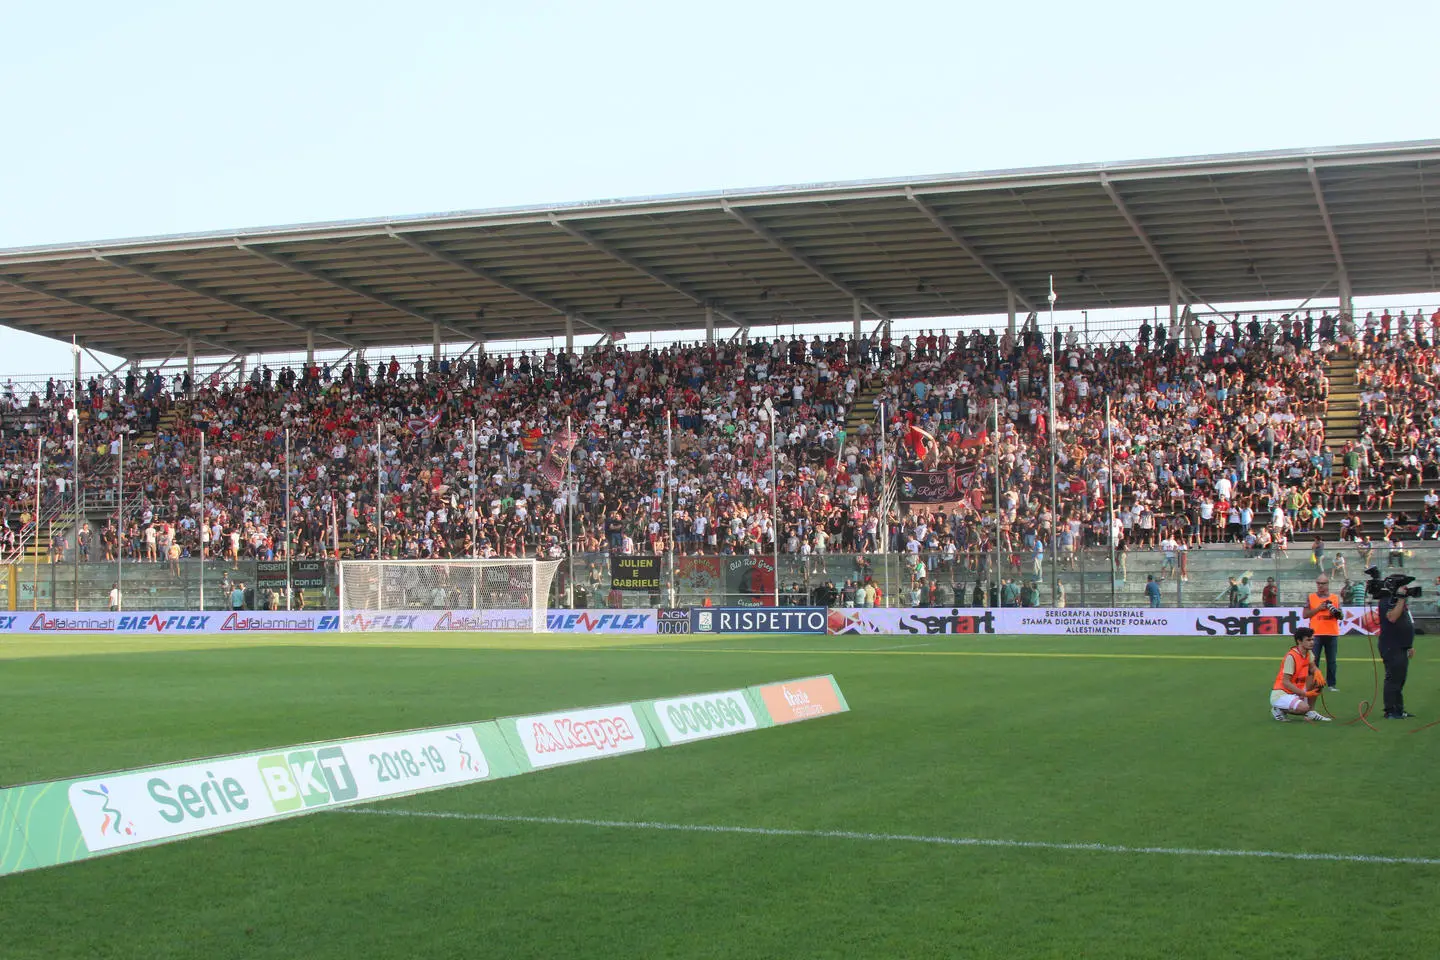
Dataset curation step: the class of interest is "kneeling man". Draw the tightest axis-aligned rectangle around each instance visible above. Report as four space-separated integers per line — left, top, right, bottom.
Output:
1271 627 1332 722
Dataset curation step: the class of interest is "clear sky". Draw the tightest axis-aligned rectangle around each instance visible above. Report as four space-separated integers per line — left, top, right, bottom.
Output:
2 0 1437 376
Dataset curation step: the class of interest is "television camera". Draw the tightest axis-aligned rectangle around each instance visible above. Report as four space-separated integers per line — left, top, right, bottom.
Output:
1365 566 1422 601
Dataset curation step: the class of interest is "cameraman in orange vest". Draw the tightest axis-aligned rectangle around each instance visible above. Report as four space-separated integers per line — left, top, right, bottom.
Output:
1302 574 1343 691
1271 627 1332 722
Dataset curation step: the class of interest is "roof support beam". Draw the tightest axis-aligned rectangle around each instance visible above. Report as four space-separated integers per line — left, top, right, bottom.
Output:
1098 174 1192 299
96 254 366 350
720 201 889 321
0 273 244 355
385 232 612 336
236 243 489 344
548 216 751 329
906 189 1037 313
1306 161 1352 312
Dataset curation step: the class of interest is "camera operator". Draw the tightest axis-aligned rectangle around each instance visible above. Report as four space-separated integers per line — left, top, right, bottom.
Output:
1377 580 1417 720
1303 575 1343 691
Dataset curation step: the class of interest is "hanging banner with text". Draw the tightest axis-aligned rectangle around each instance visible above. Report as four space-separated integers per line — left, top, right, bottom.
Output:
610 555 661 592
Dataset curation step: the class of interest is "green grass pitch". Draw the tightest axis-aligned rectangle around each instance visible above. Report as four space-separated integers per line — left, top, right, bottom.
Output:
2 629 1438 959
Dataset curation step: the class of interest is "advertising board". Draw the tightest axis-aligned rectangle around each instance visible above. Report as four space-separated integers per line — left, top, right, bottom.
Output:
825 607 1329 636
507 703 652 769
691 607 828 634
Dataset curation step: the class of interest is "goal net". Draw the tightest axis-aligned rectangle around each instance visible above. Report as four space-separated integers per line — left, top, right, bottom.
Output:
338 559 562 633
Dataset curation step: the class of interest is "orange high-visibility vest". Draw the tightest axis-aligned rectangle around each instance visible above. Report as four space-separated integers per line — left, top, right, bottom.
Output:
1273 646 1312 693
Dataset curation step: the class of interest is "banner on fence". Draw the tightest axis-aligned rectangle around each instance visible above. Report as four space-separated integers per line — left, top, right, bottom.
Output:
255 561 326 589
609 555 661 592
691 607 828 634
825 606 1343 636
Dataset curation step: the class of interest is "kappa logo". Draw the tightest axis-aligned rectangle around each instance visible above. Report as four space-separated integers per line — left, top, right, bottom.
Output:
530 716 635 754
80 783 136 838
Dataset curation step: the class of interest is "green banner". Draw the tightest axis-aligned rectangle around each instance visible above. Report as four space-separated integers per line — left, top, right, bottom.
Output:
2 676 847 877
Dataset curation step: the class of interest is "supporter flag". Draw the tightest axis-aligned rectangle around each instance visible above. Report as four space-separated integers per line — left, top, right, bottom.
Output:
539 424 577 489
903 424 934 461
957 428 988 450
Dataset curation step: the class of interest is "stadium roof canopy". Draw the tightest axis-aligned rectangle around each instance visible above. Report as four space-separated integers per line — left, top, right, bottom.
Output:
2 139 1438 361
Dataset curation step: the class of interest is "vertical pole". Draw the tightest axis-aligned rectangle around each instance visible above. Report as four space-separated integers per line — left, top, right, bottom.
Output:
376 422 384 559
852 298 862 340
1048 276 1059 608
1169 282 1179 330
306 331 315 366
71 414 79 611
284 426 292 610
993 400 1002 607
116 434 123 611
878 398 889 604
666 409 676 608
1106 395 1117 604
565 313 575 355
565 415 575 608
771 411 779 608
32 437 42 611
186 338 195 395
470 420 478 560
431 322 440 363
1338 273 1353 325
1083 310 1089 347
199 429 205 611
1007 290 1017 336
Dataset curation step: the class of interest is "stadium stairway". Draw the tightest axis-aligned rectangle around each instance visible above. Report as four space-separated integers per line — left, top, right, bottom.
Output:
1325 349 1360 452
844 382 884 437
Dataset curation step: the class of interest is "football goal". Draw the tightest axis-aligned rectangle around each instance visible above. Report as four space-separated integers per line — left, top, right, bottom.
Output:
337 558 562 632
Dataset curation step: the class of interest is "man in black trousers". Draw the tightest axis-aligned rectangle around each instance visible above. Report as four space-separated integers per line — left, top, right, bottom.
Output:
1378 586 1417 720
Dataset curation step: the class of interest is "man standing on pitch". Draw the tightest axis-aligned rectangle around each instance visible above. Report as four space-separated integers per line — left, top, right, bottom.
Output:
1303 575 1343 691
1378 584 1417 720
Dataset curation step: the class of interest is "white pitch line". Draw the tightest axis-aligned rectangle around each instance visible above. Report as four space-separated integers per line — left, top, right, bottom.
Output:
872 641 936 651
337 807 1440 867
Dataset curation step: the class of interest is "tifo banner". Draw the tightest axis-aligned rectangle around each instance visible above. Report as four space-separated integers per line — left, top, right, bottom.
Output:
0 675 849 877
691 606 828 634
256 560 326 589
898 468 959 503
826 607 1338 636
722 555 776 605
610 555 661 592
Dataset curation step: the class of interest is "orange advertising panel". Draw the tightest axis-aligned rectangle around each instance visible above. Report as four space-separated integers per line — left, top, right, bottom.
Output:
758 676 845 725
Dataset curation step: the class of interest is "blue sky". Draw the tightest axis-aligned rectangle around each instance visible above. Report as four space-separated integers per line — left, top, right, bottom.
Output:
2 0 1438 376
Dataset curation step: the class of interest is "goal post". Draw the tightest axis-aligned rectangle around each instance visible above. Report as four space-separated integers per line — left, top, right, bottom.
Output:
337 558 562 632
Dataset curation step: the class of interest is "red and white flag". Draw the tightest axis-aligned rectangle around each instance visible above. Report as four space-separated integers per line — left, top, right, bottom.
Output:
539 423 578 489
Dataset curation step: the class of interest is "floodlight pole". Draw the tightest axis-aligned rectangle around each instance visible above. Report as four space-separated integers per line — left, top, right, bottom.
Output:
1048 275 1059 608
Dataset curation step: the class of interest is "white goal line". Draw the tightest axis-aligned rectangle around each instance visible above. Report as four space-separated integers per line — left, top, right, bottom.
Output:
337 807 1440 867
